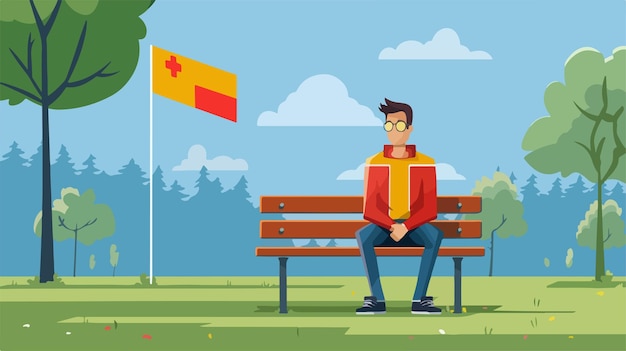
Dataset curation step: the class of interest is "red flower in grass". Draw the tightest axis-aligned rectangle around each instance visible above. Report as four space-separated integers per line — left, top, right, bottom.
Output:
142 334 152 340
104 326 111 331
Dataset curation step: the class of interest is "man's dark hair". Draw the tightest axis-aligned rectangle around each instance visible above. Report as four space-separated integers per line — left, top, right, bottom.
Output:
379 98 413 125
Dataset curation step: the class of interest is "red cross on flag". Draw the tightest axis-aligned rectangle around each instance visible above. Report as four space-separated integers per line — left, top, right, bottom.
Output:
151 46 237 122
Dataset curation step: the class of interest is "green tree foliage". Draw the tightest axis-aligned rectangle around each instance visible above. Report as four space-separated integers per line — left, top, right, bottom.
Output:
0 0 153 282
565 248 574 269
89 254 95 270
34 187 115 276
110 244 119 277
465 171 527 276
522 46 625 281
576 200 625 251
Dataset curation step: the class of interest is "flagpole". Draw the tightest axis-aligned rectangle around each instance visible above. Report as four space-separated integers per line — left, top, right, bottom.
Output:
149 45 154 285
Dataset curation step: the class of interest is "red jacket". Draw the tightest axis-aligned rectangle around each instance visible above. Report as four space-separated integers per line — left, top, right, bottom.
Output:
363 145 438 231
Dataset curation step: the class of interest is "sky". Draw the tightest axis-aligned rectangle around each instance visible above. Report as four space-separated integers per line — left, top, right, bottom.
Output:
1 0 625 207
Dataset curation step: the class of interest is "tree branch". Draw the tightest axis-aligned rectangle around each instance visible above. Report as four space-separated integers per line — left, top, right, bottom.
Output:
58 216 72 231
575 141 593 159
596 137 606 156
44 0 63 33
0 82 41 103
611 109 625 151
77 218 97 231
28 0 45 33
49 21 118 102
603 230 612 244
492 214 508 232
600 76 608 117
8 35 42 96
574 101 599 121
601 146 626 184
66 62 118 87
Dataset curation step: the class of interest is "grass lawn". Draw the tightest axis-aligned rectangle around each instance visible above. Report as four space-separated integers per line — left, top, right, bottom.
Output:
0 276 624 350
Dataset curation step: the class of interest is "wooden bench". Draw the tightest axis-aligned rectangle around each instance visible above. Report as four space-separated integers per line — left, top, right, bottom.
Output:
256 195 484 314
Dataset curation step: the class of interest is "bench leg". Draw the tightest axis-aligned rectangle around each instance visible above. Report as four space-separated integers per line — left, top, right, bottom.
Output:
279 257 288 314
453 257 463 314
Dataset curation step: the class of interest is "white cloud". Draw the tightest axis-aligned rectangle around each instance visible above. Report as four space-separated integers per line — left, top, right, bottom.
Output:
257 74 382 126
173 144 248 171
337 163 366 180
379 28 492 60
436 163 466 180
336 162 465 181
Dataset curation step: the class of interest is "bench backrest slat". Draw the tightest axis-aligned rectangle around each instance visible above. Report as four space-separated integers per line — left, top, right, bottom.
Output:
260 195 481 213
260 220 481 239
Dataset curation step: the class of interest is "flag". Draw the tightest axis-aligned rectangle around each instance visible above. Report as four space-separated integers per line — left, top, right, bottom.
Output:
152 46 237 122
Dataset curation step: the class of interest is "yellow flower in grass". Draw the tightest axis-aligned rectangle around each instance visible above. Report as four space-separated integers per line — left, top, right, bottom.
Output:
568 336 574 339
548 316 555 322
597 291 605 296
462 307 467 313
208 333 213 339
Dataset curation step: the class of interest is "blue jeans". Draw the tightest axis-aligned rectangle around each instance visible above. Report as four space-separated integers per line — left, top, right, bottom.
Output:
355 220 443 301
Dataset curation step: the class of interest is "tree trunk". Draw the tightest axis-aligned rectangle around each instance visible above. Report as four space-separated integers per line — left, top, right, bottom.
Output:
489 230 495 277
39 28 54 282
37 2 55 283
73 228 78 277
113 265 116 277
595 177 605 281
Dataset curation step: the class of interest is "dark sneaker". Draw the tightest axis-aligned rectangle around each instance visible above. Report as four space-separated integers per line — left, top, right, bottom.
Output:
411 296 441 315
356 296 386 315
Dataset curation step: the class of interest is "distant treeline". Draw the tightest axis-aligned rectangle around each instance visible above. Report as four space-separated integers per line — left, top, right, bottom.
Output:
0 142 624 277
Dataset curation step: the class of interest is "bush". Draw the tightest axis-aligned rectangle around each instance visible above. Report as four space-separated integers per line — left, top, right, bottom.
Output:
136 273 157 286
27 274 65 287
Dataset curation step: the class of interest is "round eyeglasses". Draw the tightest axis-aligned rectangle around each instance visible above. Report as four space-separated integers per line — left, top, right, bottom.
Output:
384 120 408 132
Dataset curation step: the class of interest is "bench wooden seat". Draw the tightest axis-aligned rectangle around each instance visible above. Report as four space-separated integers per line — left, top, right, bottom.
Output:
256 195 484 314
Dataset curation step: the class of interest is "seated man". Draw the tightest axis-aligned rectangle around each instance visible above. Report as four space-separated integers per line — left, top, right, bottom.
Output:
356 98 443 315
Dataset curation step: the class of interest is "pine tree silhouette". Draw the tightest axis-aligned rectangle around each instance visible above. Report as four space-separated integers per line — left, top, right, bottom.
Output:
191 166 223 201
547 177 564 200
521 174 541 203
80 154 103 176
51 145 79 194
509 172 517 184
1 142 29 168
168 180 188 201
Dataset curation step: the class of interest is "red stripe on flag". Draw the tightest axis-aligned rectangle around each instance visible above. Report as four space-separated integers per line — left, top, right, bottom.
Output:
194 85 237 122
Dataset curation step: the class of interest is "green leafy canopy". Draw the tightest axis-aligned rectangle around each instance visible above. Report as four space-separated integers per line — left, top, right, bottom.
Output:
522 47 626 183
0 0 154 108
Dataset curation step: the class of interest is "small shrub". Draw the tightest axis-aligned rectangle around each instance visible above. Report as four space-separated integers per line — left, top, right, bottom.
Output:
484 326 493 335
135 273 157 286
27 274 65 287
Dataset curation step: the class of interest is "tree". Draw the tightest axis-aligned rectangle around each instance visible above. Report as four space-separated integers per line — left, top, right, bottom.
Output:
34 187 115 276
509 172 517 184
191 166 223 202
520 174 541 203
565 248 574 269
522 46 625 281
464 171 527 276
168 180 188 202
110 244 119 277
547 177 564 201
0 142 29 169
576 200 626 252
89 254 95 271
0 0 154 282
51 144 78 191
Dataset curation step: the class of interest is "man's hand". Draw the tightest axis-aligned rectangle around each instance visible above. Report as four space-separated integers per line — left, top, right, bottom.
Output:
390 223 408 242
